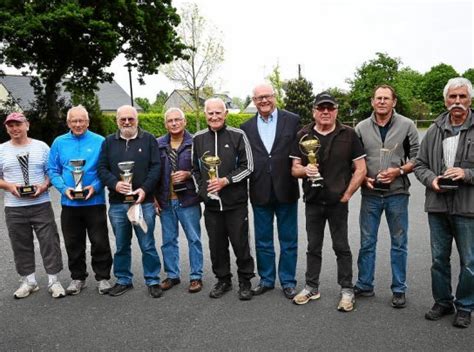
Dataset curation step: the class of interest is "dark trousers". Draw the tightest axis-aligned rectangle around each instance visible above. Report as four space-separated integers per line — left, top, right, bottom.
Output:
6 202 63 276
204 206 255 283
61 205 112 281
305 202 353 289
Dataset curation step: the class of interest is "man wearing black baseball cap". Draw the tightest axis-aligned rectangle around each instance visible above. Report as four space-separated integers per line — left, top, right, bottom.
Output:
290 92 366 312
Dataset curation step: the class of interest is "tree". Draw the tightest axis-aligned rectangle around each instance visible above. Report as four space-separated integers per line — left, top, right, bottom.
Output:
348 52 401 120
135 97 152 112
419 63 458 116
267 64 285 109
0 1 185 129
326 87 352 122
392 68 424 118
162 3 224 130
462 68 474 86
231 97 245 112
284 76 314 125
150 90 169 113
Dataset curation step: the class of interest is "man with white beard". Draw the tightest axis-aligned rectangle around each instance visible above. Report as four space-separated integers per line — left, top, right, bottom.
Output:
98 105 163 298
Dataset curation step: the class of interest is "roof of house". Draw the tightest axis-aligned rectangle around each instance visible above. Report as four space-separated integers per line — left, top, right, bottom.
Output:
0 74 140 112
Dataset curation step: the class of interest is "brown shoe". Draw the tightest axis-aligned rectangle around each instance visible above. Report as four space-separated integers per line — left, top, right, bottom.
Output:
161 278 180 291
188 279 203 293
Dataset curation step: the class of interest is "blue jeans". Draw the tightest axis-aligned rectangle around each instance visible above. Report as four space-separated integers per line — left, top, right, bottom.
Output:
108 203 161 286
356 194 409 293
159 200 203 281
428 213 474 312
253 201 297 288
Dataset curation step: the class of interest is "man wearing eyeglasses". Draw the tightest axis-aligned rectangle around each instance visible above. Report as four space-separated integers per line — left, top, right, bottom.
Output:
48 105 113 296
353 85 419 309
240 83 300 300
98 105 163 298
291 92 366 312
155 108 204 294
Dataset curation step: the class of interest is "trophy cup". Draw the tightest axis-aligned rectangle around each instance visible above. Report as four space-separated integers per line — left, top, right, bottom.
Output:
168 149 187 193
16 153 37 196
439 135 460 190
69 159 88 200
200 151 221 200
118 161 137 203
299 134 323 188
373 147 396 192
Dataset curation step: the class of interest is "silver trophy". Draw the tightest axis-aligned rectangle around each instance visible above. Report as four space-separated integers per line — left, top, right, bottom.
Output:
70 159 87 199
439 135 460 190
16 153 37 196
299 134 323 188
373 146 396 192
200 151 221 200
118 161 137 203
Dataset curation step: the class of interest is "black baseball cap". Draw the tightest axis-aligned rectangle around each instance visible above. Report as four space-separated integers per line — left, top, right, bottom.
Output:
313 92 338 107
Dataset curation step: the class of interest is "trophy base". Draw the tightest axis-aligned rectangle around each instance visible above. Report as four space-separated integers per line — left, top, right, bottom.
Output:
19 185 37 197
310 175 324 188
438 177 460 190
173 182 187 193
373 181 390 192
123 194 139 203
71 189 89 200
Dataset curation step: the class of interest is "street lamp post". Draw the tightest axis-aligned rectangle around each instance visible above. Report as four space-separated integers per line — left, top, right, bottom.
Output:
124 62 137 106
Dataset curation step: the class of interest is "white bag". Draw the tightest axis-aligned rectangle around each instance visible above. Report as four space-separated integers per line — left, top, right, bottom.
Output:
127 204 148 233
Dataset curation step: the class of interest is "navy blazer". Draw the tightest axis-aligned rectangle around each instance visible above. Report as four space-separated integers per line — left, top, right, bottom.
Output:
240 109 300 205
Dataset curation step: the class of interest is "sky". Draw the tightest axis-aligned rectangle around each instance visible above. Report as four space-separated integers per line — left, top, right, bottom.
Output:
109 0 474 102
2 0 473 102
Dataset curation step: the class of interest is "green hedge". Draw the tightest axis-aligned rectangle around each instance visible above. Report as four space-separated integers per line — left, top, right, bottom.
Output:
99 112 254 137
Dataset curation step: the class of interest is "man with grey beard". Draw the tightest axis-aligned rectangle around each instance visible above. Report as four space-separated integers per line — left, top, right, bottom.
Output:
414 77 474 329
98 105 163 298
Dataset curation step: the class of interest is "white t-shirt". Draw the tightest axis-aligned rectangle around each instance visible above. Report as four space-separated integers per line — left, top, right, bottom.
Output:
0 139 51 207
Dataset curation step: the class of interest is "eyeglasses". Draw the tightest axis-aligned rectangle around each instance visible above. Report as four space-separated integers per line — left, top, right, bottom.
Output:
253 94 275 103
118 117 137 123
166 118 184 124
315 105 337 112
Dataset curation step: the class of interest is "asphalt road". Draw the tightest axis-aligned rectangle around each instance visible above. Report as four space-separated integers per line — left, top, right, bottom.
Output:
1 173 473 350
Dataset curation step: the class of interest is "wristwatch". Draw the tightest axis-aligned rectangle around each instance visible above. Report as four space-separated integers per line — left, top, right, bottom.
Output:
399 167 405 176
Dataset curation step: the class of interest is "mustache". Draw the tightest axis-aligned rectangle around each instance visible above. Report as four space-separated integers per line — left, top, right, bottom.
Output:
447 104 467 111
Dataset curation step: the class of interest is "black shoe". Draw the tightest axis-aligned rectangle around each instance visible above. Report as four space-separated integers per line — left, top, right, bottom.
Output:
161 278 181 291
108 283 133 297
238 282 252 301
353 286 375 297
251 284 274 296
391 292 406 308
209 281 232 298
148 284 163 298
283 287 297 299
425 303 455 321
453 310 471 328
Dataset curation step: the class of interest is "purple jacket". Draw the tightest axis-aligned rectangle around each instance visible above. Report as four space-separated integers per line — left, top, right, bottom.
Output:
155 130 200 209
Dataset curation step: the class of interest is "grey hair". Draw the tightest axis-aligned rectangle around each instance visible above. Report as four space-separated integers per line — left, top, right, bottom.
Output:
67 105 89 121
443 77 473 100
116 105 138 119
204 98 227 112
252 83 274 97
164 107 185 124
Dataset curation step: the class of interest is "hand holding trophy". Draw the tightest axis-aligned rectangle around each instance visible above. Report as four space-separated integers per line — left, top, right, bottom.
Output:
118 161 138 203
373 145 397 192
439 135 460 190
16 152 37 196
200 151 221 200
69 159 88 199
299 134 323 188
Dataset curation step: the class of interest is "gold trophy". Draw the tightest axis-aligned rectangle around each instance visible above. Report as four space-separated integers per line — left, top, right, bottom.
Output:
70 159 88 199
439 135 460 190
299 134 323 188
16 153 37 196
118 161 137 203
200 151 221 200
373 144 397 192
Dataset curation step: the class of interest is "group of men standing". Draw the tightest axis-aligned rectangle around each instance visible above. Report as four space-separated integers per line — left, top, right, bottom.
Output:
1 77 472 329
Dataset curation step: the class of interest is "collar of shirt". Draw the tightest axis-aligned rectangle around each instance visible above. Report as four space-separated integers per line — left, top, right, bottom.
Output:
258 109 277 123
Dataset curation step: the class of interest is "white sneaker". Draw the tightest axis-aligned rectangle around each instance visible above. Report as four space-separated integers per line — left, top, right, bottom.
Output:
14 279 39 299
338 288 355 312
98 280 112 295
66 280 86 295
48 281 66 298
293 286 321 305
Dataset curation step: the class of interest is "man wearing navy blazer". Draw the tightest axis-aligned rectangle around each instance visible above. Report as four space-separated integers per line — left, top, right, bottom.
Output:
240 83 300 299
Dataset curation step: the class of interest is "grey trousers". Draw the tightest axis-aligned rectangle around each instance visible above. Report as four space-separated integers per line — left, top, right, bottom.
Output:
5 202 63 276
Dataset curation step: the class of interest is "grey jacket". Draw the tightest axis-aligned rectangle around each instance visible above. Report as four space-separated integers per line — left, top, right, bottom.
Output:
355 111 419 197
414 110 474 217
